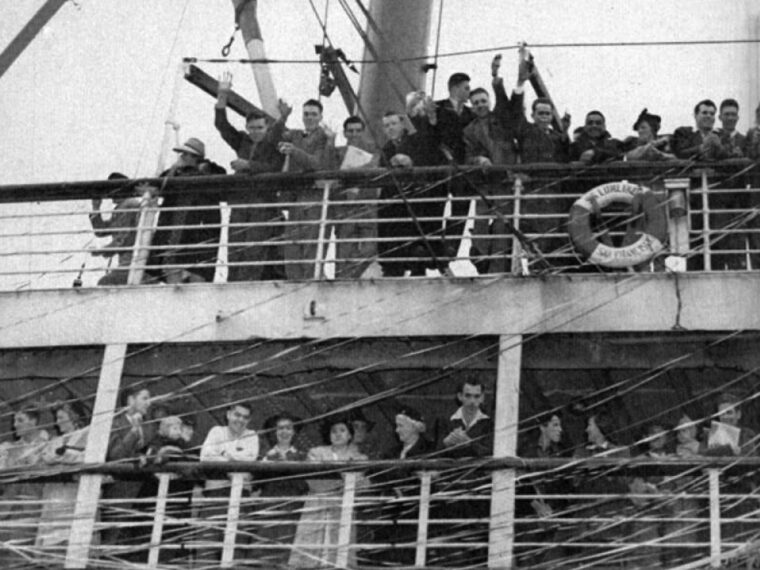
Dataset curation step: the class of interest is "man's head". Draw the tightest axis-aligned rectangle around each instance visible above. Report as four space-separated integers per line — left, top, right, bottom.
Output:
693 99 717 132
343 116 365 147
382 112 406 142
719 98 740 132
348 409 374 446
448 72 471 103
456 379 485 413
173 137 205 168
302 99 323 132
717 393 742 427
226 402 252 436
245 111 269 143
469 88 491 118
120 386 151 417
583 110 606 140
532 97 554 129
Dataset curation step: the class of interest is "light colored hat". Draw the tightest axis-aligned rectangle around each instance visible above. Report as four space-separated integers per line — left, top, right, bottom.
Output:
173 137 205 158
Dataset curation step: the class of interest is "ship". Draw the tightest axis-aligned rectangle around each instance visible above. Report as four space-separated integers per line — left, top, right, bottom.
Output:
1 1 760 568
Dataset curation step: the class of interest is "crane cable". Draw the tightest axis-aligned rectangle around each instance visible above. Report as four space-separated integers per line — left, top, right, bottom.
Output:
430 0 445 99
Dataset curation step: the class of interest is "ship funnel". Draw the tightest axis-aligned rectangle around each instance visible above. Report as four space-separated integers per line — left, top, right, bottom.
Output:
357 1 434 139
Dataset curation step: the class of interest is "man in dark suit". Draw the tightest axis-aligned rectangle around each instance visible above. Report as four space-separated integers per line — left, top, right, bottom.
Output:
215 72 289 281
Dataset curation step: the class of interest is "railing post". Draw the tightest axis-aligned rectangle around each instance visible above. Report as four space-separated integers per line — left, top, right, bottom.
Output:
415 471 432 566
128 185 160 285
489 334 522 569
700 171 712 271
64 343 127 568
221 472 246 567
336 471 358 567
147 472 172 568
510 177 525 275
664 177 690 272
708 468 722 568
314 180 333 279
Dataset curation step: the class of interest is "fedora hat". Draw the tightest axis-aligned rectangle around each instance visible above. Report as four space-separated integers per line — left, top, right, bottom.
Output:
173 137 205 158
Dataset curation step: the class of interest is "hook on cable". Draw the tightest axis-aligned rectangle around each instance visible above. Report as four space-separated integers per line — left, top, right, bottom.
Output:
221 25 239 57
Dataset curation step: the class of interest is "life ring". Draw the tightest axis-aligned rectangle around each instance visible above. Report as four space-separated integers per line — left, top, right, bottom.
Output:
567 181 668 268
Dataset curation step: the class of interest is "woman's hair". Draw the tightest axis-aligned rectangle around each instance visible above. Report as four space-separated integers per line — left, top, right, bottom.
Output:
261 412 302 447
15 405 41 424
588 411 617 444
51 401 88 434
320 414 354 445
632 108 662 135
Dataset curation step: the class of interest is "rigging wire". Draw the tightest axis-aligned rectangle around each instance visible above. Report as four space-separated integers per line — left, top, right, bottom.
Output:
187 37 760 66
134 0 191 178
429 0 445 100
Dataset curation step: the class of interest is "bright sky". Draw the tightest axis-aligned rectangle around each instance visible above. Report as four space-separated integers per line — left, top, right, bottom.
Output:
1 0 758 287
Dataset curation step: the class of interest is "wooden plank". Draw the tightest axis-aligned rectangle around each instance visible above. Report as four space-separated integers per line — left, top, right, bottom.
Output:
488 334 522 569
0 0 68 79
65 343 127 568
184 63 272 121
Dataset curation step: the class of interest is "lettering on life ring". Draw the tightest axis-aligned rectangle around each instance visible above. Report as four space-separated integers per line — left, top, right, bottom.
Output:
567 181 668 268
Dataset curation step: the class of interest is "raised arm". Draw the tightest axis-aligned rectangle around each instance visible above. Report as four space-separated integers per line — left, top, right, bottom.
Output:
214 72 245 152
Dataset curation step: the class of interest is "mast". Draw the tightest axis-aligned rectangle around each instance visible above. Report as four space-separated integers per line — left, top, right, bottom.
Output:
0 0 68 80
231 0 280 118
356 0 434 133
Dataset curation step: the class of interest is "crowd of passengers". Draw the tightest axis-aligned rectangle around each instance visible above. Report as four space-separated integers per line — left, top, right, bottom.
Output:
89 55 760 284
1 382 758 567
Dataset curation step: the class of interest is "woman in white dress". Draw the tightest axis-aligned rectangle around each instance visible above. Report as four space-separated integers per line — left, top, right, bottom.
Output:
36 401 89 551
288 415 367 568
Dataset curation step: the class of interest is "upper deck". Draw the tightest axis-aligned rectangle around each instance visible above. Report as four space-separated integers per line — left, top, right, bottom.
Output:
1 159 759 346
1 160 760 569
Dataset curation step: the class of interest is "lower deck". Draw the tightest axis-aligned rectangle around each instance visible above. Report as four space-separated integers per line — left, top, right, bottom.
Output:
1 327 760 568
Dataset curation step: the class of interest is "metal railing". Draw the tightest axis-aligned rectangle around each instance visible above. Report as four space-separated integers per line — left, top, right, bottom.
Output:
2 456 760 568
1 161 760 290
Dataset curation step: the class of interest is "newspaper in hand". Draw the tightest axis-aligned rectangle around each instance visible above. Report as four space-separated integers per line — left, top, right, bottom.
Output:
708 420 742 455
340 145 375 170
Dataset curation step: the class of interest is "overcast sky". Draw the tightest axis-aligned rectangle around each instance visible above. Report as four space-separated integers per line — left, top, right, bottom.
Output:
1 0 758 287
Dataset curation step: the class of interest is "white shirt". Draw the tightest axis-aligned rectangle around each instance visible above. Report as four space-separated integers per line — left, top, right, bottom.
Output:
449 407 490 430
200 425 259 491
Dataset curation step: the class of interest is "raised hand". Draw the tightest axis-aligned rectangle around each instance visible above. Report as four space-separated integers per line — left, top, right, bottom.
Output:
277 98 292 121
517 54 532 86
491 54 502 78
218 71 233 94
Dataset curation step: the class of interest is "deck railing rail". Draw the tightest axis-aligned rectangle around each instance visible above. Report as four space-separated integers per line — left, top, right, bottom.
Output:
2 456 759 568
1 160 759 290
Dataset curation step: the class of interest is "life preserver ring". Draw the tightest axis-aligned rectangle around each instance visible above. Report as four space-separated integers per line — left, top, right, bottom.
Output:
567 181 668 268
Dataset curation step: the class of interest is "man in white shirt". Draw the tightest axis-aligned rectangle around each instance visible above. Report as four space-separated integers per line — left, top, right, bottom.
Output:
199 401 260 564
